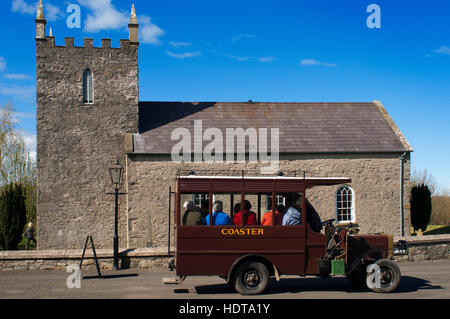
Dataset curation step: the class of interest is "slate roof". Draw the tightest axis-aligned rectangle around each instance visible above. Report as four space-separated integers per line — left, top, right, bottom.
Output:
133 101 412 154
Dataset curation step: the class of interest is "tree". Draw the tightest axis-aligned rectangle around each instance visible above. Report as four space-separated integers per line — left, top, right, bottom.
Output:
0 102 36 250
0 183 27 250
0 102 35 186
410 183 432 234
410 168 439 195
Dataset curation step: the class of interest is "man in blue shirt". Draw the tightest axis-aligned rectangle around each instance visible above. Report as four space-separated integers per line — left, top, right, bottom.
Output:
282 193 302 225
205 201 231 225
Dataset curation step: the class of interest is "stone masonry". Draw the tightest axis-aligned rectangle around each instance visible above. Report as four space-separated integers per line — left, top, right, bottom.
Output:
36 7 139 249
126 153 411 248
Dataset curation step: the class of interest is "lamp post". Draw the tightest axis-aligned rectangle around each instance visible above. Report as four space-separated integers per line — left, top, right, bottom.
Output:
108 159 124 270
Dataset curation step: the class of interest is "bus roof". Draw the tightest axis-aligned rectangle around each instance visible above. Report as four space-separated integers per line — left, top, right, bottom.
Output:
177 175 351 192
179 175 350 181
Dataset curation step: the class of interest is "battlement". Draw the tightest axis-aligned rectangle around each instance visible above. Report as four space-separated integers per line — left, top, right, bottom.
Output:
35 1 139 48
38 36 138 50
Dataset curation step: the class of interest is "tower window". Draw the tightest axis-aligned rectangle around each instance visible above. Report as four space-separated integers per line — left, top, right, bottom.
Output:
83 69 94 103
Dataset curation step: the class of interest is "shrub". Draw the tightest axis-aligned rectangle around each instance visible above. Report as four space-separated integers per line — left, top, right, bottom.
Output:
410 184 432 233
0 183 27 250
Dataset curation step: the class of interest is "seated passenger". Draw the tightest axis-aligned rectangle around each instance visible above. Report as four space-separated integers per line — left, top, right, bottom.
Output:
233 200 257 226
261 204 285 226
282 193 302 225
205 201 231 225
182 201 204 225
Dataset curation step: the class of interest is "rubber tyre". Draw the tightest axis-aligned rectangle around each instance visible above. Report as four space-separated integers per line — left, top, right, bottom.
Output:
367 259 401 293
233 261 269 295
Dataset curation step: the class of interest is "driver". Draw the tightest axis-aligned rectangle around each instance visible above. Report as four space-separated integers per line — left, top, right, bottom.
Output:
282 193 302 225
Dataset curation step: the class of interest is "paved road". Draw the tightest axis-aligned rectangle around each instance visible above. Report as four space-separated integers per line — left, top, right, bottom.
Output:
0 260 448 299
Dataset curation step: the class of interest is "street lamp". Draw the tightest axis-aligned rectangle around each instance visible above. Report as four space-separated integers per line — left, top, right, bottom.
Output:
109 159 123 270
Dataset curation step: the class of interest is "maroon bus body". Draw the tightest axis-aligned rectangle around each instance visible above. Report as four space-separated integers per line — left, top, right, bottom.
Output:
175 176 351 278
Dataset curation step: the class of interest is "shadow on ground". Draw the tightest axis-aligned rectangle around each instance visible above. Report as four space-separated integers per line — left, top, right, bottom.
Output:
189 276 443 295
83 273 139 280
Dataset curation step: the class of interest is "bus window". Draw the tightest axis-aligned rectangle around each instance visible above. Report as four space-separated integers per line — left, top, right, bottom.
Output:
261 193 286 226
281 192 304 226
180 193 207 226
233 194 258 226
206 193 237 226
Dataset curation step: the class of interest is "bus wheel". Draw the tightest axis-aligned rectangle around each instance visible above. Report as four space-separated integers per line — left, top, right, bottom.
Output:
367 259 401 293
233 261 269 295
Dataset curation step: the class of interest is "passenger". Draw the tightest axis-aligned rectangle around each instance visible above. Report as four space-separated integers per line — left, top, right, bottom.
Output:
182 201 204 225
233 200 257 226
282 193 302 225
205 201 231 225
261 204 285 226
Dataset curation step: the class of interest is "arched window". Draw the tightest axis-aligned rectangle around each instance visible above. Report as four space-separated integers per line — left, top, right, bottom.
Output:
336 185 355 223
83 69 93 103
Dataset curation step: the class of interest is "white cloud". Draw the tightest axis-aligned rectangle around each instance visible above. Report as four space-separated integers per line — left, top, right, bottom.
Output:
139 15 165 45
258 56 276 63
0 57 6 72
169 41 192 48
433 46 450 55
232 34 255 43
46 3 64 21
11 0 63 21
78 0 128 32
299 59 337 67
227 54 253 62
0 85 35 102
3 73 32 80
11 0 35 15
77 1 164 45
166 50 202 59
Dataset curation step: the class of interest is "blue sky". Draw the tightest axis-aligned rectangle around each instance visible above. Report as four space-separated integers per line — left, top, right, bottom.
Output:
0 0 449 191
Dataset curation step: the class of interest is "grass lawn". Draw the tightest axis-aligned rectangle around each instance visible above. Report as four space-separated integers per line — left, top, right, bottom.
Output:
410 225 450 236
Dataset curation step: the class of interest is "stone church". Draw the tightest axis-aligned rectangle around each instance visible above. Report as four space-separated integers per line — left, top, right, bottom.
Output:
35 2 413 250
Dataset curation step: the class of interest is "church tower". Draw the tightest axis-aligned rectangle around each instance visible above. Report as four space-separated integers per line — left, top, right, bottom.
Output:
36 2 140 250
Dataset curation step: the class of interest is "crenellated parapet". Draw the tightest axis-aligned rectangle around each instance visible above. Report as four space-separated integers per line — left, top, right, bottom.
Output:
35 0 139 49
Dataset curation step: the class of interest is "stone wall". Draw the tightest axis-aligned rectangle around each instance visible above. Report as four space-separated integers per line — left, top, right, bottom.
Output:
1 235 448 271
393 235 450 262
36 37 139 249
126 152 411 249
0 248 169 271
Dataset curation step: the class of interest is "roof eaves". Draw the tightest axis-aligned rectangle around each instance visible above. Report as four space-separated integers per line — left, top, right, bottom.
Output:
372 100 413 152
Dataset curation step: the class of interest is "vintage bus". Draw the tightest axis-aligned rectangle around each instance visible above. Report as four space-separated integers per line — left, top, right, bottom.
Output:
172 173 406 294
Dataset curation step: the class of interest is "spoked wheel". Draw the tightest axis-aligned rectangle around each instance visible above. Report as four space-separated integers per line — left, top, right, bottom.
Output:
233 261 269 295
367 259 401 293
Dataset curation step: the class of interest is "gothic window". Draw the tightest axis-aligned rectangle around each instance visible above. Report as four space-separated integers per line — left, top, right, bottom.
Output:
83 69 93 103
336 185 355 223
